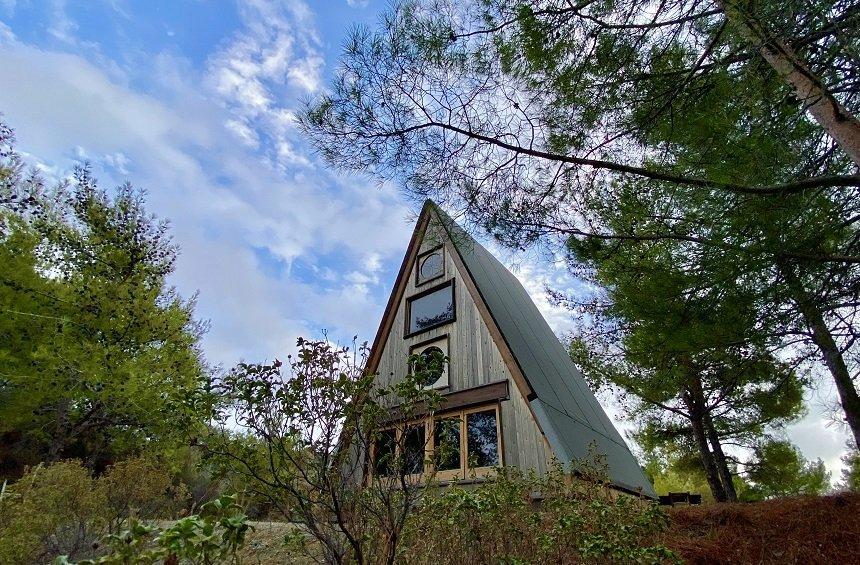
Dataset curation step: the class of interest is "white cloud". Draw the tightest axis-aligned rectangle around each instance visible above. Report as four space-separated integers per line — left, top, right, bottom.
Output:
205 0 324 171
0 15 411 367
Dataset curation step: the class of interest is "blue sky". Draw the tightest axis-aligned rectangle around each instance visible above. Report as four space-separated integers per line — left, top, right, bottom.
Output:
0 0 851 478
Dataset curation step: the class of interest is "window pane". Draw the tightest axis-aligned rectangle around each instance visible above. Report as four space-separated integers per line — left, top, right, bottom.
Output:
374 429 397 476
416 346 445 387
434 417 461 472
466 410 499 468
419 251 443 282
409 285 454 333
404 424 426 475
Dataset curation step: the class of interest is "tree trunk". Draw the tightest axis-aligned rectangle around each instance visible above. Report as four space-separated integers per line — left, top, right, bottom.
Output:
47 399 71 462
704 413 738 502
782 266 860 450
683 390 728 502
718 1 860 166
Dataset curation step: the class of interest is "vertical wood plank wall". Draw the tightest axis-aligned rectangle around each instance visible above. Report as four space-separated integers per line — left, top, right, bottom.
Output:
374 223 552 474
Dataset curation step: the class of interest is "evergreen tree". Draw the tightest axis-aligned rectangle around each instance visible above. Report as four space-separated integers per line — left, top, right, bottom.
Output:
0 123 212 475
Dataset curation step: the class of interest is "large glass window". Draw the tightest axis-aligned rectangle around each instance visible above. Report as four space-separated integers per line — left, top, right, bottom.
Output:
466 410 499 468
406 281 454 335
433 416 461 472
371 405 500 481
373 429 397 477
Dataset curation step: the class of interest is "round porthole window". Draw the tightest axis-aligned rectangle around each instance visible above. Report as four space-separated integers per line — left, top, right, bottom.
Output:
416 346 445 387
418 251 443 283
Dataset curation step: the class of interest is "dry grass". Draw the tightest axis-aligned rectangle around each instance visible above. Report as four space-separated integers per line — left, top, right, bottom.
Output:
237 522 316 565
661 492 860 564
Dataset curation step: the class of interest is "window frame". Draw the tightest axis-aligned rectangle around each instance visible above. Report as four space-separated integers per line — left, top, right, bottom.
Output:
404 279 456 338
369 402 503 482
409 334 450 390
415 245 445 287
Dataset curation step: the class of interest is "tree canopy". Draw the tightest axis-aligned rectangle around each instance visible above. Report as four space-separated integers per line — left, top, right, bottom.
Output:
0 123 212 475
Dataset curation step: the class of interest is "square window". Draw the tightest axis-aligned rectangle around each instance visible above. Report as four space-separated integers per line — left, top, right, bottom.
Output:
406 281 455 336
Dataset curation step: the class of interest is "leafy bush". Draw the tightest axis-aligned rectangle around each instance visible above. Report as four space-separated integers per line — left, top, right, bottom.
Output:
58 494 251 565
398 459 677 564
100 456 187 531
0 461 108 563
0 458 191 563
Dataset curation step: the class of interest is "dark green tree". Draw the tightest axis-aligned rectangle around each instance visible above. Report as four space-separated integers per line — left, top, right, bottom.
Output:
838 442 860 491
568 234 806 501
0 123 212 474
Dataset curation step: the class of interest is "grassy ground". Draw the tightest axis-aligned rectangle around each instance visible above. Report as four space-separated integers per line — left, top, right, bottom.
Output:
237 522 316 565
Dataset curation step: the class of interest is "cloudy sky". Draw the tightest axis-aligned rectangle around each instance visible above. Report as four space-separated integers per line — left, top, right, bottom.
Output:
0 0 851 480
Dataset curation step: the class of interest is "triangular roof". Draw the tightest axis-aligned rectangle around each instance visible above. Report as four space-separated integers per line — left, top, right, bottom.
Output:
368 200 655 497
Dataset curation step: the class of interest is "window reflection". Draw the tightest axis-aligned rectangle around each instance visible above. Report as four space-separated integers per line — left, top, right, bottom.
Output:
419 251 443 282
434 417 461 471
467 410 499 468
408 284 454 333
373 429 397 476
403 424 426 474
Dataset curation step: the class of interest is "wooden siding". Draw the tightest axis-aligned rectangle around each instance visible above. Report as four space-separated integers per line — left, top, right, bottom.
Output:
374 222 553 473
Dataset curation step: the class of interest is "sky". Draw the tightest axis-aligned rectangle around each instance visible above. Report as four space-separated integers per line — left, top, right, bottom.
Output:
0 0 851 481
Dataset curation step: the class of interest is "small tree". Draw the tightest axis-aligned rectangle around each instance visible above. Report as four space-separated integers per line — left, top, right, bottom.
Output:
745 439 831 499
838 442 860 492
207 337 445 565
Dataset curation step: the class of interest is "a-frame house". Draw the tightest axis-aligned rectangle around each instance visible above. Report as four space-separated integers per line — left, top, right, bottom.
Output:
366 200 655 498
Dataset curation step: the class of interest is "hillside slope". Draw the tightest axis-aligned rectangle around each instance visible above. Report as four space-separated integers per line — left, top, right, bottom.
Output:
662 493 860 564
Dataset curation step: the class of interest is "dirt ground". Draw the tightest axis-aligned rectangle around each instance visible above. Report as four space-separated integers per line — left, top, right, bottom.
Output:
660 492 860 564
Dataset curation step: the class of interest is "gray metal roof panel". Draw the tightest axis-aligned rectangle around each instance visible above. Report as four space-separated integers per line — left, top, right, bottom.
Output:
431 202 655 498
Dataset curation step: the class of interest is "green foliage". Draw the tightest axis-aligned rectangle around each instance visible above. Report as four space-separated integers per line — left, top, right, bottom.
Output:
400 457 678 564
0 458 193 563
0 122 213 474
100 456 187 532
839 444 860 492
745 440 831 499
0 461 109 563
60 494 251 565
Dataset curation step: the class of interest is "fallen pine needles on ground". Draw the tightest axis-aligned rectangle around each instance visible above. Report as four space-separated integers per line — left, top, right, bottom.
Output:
661 492 860 564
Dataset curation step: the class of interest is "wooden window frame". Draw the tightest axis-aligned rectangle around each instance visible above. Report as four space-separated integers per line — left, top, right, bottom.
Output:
370 402 503 483
404 279 456 338
370 421 432 482
415 245 445 287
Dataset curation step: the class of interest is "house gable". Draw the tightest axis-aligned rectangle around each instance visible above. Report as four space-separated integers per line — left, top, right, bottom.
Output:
367 201 655 497
369 209 552 475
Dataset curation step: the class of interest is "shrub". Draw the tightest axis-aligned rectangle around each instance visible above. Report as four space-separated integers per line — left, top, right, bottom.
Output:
398 459 678 564
0 458 193 563
100 456 186 532
59 494 252 565
0 461 108 563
